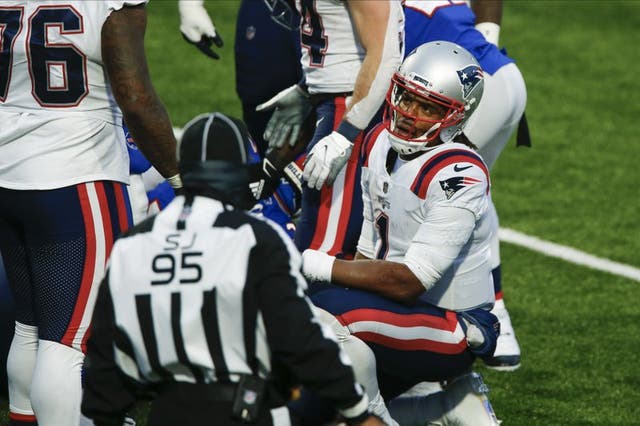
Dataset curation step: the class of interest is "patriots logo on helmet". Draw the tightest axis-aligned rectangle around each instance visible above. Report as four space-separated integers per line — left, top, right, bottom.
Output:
457 65 483 99
439 175 482 200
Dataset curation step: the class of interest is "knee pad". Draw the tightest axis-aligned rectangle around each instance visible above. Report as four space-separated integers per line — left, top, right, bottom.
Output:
311 305 351 342
31 340 85 426
7 322 38 416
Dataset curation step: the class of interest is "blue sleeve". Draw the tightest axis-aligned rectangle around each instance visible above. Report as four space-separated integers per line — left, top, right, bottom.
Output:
124 123 152 175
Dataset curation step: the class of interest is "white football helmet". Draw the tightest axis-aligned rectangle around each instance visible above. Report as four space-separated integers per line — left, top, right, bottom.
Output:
385 41 484 155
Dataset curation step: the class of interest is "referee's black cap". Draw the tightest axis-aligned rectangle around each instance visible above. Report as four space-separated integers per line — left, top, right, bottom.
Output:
179 112 255 209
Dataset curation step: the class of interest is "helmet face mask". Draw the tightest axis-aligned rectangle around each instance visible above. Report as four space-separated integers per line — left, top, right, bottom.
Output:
262 0 299 30
384 41 484 156
385 73 465 145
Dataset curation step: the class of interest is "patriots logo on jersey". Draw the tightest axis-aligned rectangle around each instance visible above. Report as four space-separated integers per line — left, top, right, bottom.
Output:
457 65 483 99
439 176 482 200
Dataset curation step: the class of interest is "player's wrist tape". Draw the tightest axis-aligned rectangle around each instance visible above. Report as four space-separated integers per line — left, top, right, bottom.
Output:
336 120 361 142
475 22 500 46
302 249 335 283
167 173 183 189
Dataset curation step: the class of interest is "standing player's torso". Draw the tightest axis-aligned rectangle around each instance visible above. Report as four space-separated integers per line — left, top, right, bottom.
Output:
296 0 363 94
0 1 121 116
0 1 141 189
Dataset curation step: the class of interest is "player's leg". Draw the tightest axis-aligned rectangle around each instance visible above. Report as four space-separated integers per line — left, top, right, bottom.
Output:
295 97 364 259
462 63 527 370
483 202 521 371
0 192 39 426
310 286 476 388
389 371 501 426
312 306 398 425
25 182 132 426
0 256 15 398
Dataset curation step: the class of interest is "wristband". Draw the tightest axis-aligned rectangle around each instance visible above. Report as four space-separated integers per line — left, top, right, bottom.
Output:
167 173 183 189
475 22 500 46
301 249 335 283
336 120 362 143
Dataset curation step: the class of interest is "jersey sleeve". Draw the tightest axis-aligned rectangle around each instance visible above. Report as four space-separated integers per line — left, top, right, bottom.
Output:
425 153 491 220
403 205 476 291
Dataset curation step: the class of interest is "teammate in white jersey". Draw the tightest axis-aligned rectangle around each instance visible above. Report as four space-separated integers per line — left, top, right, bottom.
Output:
302 41 502 425
0 1 180 424
257 0 404 260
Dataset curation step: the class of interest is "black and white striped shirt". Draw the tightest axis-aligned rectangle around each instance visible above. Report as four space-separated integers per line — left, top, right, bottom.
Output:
81 195 368 423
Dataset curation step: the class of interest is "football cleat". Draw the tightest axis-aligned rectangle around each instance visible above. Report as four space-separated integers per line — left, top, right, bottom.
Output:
484 299 521 371
437 371 502 425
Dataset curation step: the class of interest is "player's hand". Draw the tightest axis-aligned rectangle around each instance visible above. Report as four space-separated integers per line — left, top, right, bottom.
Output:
179 0 224 60
301 249 335 283
303 131 353 190
256 85 312 149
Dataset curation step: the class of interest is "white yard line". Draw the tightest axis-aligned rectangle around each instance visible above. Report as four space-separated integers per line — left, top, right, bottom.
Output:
499 228 640 283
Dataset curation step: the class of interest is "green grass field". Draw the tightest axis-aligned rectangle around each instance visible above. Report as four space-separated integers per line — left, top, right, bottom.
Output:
2 1 640 425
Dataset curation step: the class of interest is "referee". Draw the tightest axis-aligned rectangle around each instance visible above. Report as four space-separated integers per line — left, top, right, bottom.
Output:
80 112 382 426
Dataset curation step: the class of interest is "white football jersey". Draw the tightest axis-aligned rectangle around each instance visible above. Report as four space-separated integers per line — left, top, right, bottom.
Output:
359 127 495 311
0 0 147 190
296 0 404 95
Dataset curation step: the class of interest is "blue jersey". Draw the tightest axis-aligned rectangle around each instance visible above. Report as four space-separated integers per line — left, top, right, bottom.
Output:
403 1 513 75
123 123 152 175
235 0 302 104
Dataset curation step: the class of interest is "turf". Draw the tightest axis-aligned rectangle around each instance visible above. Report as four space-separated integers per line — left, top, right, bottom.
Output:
2 1 639 425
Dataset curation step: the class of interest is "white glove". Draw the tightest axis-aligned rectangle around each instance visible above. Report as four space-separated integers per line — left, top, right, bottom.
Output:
302 249 335 283
303 131 353 190
179 0 223 59
256 84 312 149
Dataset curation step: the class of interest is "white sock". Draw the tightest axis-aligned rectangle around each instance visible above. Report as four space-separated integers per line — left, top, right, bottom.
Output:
7 322 38 417
31 340 85 426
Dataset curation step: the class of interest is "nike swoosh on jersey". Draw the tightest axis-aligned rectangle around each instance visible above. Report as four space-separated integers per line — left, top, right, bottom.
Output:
453 164 473 172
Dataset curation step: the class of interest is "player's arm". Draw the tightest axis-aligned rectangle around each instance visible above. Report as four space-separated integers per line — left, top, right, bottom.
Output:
343 0 402 132
102 5 181 188
303 205 477 303
303 1 402 189
470 0 502 46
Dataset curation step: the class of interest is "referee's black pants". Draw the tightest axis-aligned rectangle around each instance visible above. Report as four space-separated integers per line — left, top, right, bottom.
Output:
147 382 297 426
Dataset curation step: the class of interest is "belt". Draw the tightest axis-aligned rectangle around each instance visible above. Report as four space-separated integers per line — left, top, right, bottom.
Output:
309 91 353 106
160 381 237 402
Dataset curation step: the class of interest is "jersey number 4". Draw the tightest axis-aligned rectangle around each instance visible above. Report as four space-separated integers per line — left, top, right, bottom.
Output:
299 0 327 67
0 6 88 106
